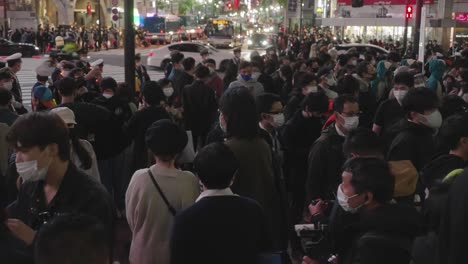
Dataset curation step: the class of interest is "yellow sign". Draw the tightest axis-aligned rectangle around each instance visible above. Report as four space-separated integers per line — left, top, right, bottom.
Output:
212 19 229 25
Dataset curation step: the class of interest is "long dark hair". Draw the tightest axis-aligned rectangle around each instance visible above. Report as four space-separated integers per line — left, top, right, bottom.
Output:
70 129 92 170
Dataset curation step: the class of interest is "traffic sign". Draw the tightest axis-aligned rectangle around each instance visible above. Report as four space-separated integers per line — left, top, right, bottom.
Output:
112 14 119 21
112 0 118 7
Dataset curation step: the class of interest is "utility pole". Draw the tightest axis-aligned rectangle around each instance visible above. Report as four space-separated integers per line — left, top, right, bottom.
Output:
124 0 136 94
402 0 409 57
412 0 423 58
299 0 303 39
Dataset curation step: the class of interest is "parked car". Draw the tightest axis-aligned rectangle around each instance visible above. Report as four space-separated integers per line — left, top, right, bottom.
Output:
334 43 389 56
247 33 276 50
147 42 255 72
0 38 40 57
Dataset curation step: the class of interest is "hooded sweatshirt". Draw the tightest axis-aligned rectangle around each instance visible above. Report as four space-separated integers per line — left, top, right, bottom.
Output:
420 154 466 190
427 59 445 98
227 74 264 97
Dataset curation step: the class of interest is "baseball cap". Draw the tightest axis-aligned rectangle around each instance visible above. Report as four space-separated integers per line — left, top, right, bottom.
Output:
33 86 56 108
50 107 77 125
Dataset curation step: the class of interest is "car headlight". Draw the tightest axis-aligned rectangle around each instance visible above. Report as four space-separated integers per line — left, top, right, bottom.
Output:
247 40 253 45
35 47 39 50
189 29 195 34
169 31 174 35
262 40 268 46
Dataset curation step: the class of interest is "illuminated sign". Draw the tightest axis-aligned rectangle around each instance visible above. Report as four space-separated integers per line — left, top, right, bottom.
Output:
212 19 229 25
455 13 468 22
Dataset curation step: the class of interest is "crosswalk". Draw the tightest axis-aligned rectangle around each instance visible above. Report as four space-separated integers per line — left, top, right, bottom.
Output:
90 47 154 57
17 58 165 110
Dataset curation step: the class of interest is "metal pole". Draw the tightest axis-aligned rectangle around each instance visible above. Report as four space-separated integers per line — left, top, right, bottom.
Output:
412 0 423 57
124 0 136 94
403 14 408 57
299 0 303 39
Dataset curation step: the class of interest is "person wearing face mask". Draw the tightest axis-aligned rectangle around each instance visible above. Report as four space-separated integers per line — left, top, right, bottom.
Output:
283 73 318 121
257 93 285 161
125 81 171 172
230 47 242 70
135 53 150 88
227 61 264 97
281 93 329 225
203 59 224 101
387 88 440 172
306 95 360 202
352 62 378 129
317 67 338 99
4 112 114 261
303 157 421 264
220 86 285 251
182 65 218 151
373 72 414 147
251 58 275 95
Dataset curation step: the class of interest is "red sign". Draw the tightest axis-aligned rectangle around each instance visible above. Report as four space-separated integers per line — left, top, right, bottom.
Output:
456 13 468 22
337 0 433 5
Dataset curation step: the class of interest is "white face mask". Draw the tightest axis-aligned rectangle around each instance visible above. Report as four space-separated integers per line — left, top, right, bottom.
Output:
163 87 174 97
16 160 49 183
341 115 359 131
209 67 215 74
102 93 113 99
307 85 318 94
337 184 363 213
3 81 13 91
393 90 408 104
272 113 285 127
421 110 442 129
252 72 261 80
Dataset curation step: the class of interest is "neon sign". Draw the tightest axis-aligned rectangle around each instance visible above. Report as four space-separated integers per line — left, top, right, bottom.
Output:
456 13 468 22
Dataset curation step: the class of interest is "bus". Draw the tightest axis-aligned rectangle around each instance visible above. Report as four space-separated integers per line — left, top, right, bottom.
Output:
143 15 182 44
204 18 235 48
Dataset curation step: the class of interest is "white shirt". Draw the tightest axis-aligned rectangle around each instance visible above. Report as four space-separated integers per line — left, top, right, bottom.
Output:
196 188 237 203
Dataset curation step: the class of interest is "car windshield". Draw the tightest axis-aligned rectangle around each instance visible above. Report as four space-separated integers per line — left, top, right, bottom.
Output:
252 34 267 42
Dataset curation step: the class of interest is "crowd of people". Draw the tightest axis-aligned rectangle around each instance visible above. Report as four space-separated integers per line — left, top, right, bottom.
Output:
6 26 121 53
1 33 468 264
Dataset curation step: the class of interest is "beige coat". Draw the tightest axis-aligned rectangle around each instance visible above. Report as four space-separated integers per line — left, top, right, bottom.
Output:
126 164 200 264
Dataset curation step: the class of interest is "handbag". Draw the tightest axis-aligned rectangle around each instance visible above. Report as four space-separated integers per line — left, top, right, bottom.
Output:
147 169 176 216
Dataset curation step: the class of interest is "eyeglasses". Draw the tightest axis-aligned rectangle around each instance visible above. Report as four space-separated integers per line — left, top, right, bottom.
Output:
340 111 361 117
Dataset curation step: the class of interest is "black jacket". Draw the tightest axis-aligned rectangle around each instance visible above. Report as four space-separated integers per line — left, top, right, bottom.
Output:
306 124 346 201
182 80 218 136
284 94 304 121
173 71 194 107
387 120 436 171
90 96 134 159
125 106 170 171
170 196 270 264
345 204 421 264
420 154 467 190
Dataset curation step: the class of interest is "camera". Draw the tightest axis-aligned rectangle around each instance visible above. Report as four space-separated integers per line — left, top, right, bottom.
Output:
295 223 333 263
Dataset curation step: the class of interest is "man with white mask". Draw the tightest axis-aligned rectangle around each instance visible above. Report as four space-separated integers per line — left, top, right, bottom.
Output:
373 71 414 138
303 157 420 264
388 87 441 173
306 95 360 202
4 112 114 262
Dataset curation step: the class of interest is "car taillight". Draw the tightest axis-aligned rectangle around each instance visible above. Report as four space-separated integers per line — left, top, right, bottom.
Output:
160 30 164 33
149 52 153 57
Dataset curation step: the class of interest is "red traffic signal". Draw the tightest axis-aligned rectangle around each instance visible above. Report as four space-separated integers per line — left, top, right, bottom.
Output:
226 2 232 9
87 4 92 15
405 5 413 19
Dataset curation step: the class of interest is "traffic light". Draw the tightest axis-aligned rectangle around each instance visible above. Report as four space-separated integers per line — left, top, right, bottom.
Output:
405 5 413 19
87 4 92 15
226 2 232 9
351 0 363 8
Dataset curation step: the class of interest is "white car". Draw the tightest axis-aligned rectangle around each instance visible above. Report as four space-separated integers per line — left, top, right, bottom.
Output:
147 42 256 72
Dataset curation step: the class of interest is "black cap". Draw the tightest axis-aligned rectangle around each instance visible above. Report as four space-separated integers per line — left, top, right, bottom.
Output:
145 119 188 157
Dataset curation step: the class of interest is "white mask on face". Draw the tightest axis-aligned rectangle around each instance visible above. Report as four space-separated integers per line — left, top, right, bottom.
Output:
341 115 359 131
3 81 13 91
337 184 363 213
16 159 49 183
209 67 215 74
102 93 113 99
163 87 174 97
307 85 318 93
272 113 285 127
421 110 442 129
393 90 408 104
